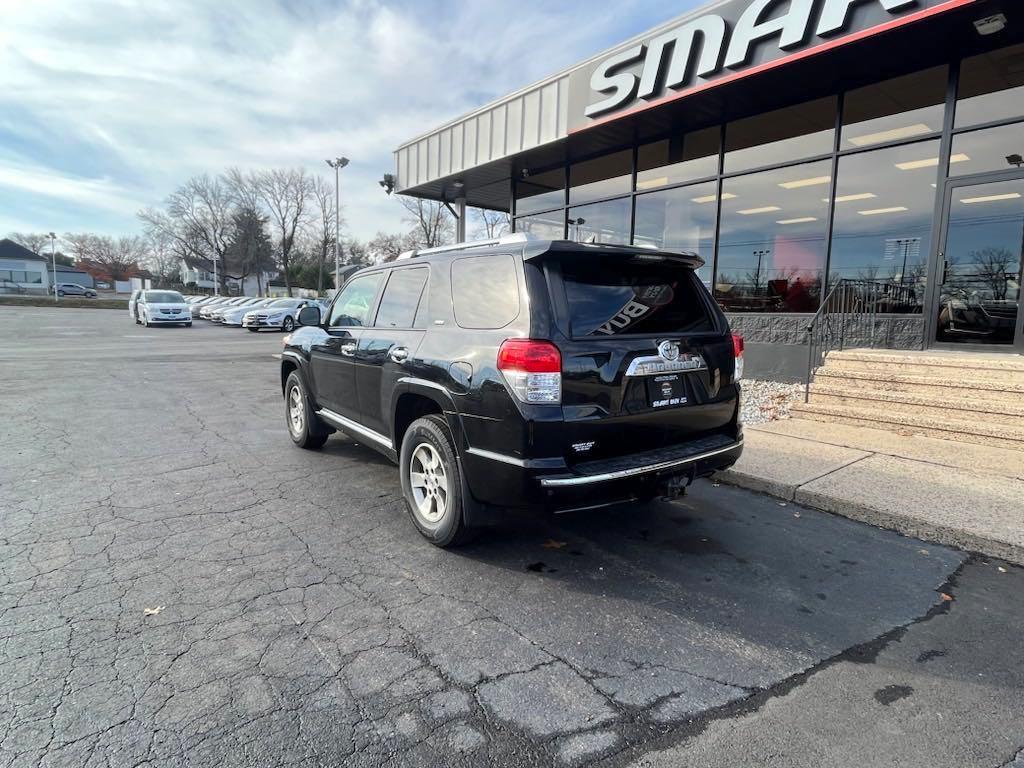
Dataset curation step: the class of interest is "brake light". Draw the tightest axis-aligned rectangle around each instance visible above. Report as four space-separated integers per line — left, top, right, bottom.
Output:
497 339 561 404
732 333 744 380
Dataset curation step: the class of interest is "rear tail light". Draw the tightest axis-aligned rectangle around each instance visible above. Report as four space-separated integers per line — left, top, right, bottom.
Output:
497 339 562 404
732 333 744 381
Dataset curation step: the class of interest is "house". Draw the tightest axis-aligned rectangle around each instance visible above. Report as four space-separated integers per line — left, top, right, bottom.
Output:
179 255 276 296
0 239 51 295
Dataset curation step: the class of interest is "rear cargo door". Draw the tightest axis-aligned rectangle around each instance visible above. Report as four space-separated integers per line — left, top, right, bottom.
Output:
549 254 738 466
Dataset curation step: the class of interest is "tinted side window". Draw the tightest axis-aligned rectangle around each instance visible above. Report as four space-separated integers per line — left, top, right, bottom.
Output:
374 268 428 328
328 273 383 327
451 255 519 329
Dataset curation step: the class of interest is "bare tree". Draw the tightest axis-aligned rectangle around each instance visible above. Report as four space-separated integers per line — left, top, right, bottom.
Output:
7 232 51 256
63 234 147 281
367 232 411 263
256 168 313 297
472 208 511 240
143 231 182 286
399 197 453 249
139 174 235 291
309 175 338 294
971 246 1014 300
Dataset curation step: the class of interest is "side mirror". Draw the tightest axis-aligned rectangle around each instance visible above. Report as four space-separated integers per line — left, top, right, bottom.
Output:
297 305 321 327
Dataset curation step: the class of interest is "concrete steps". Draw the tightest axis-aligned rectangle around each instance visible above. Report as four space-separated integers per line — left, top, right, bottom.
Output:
797 349 1024 449
806 384 1024 427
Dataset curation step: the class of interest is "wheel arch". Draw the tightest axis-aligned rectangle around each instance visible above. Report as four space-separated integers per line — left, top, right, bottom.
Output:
392 380 464 454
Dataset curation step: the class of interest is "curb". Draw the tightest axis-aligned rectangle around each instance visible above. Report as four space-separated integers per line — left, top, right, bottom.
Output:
716 468 1024 567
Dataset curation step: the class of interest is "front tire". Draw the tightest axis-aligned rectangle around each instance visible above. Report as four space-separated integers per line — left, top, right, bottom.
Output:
282 316 295 332
400 415 472 547
185 322 192 327
247 327 259 333
285 372 329 449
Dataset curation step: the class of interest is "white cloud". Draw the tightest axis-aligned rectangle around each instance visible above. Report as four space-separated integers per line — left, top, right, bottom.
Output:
0 0 680 241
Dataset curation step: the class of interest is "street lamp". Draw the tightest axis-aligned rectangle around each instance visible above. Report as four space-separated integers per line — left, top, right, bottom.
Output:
48 232 57 303
326 157 349 292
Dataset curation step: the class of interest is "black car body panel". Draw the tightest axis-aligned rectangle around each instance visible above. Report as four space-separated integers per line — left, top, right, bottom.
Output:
281 238 742 524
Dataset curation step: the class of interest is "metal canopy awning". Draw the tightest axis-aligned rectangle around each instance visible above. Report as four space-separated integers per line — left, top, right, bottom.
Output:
395 0 1012 214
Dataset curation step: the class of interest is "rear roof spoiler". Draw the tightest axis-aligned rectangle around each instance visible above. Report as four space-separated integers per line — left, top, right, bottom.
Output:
522 240 704 269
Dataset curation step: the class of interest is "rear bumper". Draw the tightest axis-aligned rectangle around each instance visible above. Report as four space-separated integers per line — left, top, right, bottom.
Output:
461 432 742 515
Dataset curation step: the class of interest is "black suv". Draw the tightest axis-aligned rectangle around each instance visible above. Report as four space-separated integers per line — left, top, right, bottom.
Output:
280 236 743 546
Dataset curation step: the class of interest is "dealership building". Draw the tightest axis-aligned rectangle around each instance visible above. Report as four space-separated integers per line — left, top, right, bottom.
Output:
394 0 1023 378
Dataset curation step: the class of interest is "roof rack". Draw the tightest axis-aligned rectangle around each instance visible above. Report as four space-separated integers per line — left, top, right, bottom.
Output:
396 232 534 260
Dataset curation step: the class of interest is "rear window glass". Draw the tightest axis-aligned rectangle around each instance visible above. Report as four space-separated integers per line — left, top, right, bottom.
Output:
451 255 519 329
561 259 714 336
375 267 428 328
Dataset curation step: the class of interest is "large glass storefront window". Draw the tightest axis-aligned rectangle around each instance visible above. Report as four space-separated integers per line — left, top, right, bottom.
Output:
955 42 1024 129
515 167 564 215
636 127 720 190
841 66 946 149
514 211 564 239
569 150 632 205
829 140 939 309
715 160 831 312
950 123 1024 177
567 198 631 245
633 180 718 284
724 97 836 174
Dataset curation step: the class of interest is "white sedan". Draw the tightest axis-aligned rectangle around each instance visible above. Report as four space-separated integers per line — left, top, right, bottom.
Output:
220 298 278 327
241 298 311 332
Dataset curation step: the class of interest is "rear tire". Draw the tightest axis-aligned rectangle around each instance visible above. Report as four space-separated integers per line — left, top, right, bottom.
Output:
285 371 329 449
400 415 473 547
185 322 192 328
57 291 64 297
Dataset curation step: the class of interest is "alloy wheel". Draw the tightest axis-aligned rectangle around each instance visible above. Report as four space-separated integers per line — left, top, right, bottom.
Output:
288 386 305 435
409 442 448 523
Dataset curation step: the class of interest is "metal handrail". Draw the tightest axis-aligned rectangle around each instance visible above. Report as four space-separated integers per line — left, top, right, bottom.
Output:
804 279 919 401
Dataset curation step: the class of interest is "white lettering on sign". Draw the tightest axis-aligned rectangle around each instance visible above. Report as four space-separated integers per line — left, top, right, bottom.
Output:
595 299 651 335
584 0 921 118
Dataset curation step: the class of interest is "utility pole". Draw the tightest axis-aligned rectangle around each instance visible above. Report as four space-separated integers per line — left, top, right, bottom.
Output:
48 232 57 303
326 157 349 293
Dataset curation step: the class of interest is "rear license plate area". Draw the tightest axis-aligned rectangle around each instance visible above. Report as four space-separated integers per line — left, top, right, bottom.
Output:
647 373 688 409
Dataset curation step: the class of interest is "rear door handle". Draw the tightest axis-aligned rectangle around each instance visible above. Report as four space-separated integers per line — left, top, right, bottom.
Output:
341 343 356 357
389 346 409 363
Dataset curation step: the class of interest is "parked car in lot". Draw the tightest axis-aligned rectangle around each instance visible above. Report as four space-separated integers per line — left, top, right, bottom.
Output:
53 282 97 298
243 298 312 332
137 290 192 327
199 296 245 320
220 298 278 327
279 235 744 547
208 297 261 323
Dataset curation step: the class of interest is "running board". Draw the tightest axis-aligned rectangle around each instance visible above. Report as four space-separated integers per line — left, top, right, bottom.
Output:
316 408 393 450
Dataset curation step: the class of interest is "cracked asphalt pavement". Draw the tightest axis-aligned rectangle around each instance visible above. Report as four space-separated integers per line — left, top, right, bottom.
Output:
2 306 1022 767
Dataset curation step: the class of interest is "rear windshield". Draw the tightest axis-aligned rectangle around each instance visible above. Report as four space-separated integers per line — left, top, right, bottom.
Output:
561 259 714 337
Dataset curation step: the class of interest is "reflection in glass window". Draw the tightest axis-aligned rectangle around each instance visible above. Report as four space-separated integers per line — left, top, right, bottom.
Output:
830 140 939 310
515 211 565 239
569 150 632 205
956 42 1024 128
329 273 384 327
633 180 718 284
567 198 631 245
715 160 831 312
724 97 836 174
515 167 565 215
949 123 1024 178
842 66 946 149
636 127 720 190
451 255 520 329
937 177 1022 345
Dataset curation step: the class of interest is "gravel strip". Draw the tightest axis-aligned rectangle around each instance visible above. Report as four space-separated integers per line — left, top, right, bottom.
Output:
741 379 803 425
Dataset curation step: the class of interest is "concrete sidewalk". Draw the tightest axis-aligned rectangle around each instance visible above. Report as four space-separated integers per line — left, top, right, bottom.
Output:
718 419 1024 564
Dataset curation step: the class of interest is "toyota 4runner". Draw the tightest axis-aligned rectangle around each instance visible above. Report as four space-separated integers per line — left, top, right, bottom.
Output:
280 235 743 547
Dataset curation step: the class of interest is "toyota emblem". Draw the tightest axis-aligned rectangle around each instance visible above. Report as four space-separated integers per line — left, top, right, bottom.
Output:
658 340 680 361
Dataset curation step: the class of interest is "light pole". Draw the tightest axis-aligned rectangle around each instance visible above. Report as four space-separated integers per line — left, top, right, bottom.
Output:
326 157 349 293
48 232 57 303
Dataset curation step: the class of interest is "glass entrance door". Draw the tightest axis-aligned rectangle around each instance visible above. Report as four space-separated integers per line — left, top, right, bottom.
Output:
933 176 1024 350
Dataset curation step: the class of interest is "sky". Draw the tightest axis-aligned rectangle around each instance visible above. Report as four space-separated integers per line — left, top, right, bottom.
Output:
0 0 702 245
